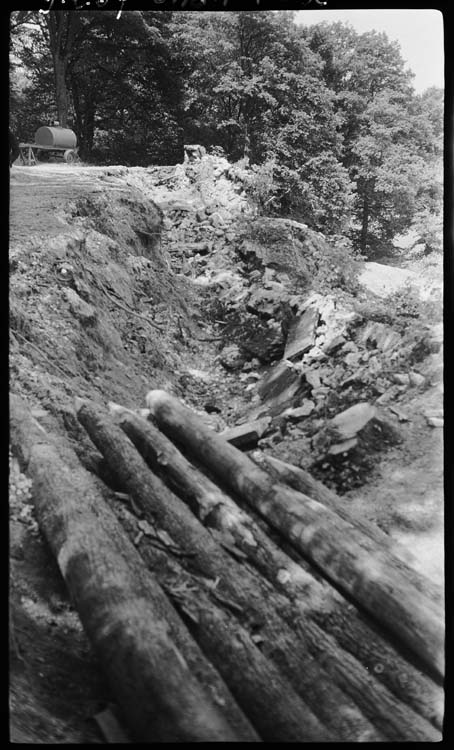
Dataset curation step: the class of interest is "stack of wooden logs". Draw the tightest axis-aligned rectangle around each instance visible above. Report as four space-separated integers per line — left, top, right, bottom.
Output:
10 390 444 742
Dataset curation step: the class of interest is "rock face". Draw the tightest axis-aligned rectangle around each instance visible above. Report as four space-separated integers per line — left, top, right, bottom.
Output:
283 400 315 421
219 417 272 449
284 307 320 361
357 321 402 353
258 361 303 412
238 218 317 283
308 401 401 493
331 403 378 441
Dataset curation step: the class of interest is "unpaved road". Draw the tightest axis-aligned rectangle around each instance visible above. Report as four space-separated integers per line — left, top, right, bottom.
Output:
9 164 113 243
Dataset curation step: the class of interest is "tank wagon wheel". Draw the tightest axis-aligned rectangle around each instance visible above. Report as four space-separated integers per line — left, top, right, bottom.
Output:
64 149 79 164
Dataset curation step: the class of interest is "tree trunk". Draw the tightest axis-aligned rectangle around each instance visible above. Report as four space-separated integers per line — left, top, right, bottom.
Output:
109 403 443 736
72 80 83 142
45 14 75 128
9 394 257 743
145 390 444 682
53 55 69 127
360 191 369 253
82 102 95 159
75 397 384 742
71 79 95 161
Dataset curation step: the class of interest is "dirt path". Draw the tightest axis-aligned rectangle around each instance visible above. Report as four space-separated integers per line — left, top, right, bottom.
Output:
9 164 109 243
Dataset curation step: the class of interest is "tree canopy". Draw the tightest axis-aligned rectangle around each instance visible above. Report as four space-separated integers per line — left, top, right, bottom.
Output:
10 10 443 255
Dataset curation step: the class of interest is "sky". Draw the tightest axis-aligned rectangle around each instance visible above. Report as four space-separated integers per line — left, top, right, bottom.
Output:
294 9 444 93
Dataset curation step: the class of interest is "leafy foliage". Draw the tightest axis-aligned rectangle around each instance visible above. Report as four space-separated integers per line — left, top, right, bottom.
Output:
168 11 353 234
303 21 442 255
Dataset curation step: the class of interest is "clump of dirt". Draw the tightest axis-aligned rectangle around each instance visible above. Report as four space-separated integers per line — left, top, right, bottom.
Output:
310 416 402 494
69 187 164 259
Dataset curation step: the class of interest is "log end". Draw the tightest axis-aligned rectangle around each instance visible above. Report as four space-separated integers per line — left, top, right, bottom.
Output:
109 402 151 421
108 401 131 418
146 390 172 415
74 396 89 414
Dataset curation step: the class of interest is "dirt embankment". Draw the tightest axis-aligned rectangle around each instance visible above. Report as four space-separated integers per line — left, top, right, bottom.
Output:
9 163 246 742
9 161 443 741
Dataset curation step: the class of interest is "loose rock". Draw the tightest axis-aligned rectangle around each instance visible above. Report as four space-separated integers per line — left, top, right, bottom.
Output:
284 307 320 361
219 344 245 372
331 403 377 440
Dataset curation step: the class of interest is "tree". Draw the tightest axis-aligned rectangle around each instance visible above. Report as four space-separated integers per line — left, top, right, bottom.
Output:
407 87 443 253
170 11 353 233
10 13 57 138
9 10 184 164
43 11 81 127
302 21 442 255
349 91 427 251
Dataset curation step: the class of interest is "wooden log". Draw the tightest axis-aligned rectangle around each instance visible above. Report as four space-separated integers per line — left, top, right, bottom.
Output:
76 469 262 744
9 393 258 743
145 390 445 681
111 403 443 736
111 498 335 743
260 454 444 606
75 397 383 742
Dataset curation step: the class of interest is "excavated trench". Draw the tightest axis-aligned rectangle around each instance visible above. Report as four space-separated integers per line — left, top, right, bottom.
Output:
9 161 444 741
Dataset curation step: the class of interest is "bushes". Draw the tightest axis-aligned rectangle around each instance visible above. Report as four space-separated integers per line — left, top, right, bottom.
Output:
354 285 420 330
240 159 280 215
238 155 354 237
409 208 443 256
355 281 442 335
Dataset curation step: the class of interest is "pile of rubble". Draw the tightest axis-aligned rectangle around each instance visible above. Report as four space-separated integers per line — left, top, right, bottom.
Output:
219 287 442 493
36 151 441 499
111 151 442 496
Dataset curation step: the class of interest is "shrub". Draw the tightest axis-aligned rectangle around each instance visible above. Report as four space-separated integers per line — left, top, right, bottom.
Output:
241 159 280 215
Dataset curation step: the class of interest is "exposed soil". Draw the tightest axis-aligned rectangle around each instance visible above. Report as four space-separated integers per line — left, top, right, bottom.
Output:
9 164 107 243
9 161 444 742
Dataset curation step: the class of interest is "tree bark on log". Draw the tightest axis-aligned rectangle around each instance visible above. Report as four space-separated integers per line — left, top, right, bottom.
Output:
9 394 258 743
110 403 443 735
110 498 334 743
259 454 444 606
145 390 444 681
75 397 384 742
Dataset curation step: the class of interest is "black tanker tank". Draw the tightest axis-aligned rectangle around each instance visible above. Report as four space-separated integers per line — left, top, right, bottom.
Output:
35 126 77 149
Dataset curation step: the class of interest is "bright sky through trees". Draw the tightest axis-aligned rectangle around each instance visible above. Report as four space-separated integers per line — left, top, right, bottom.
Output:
295 9 444 93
